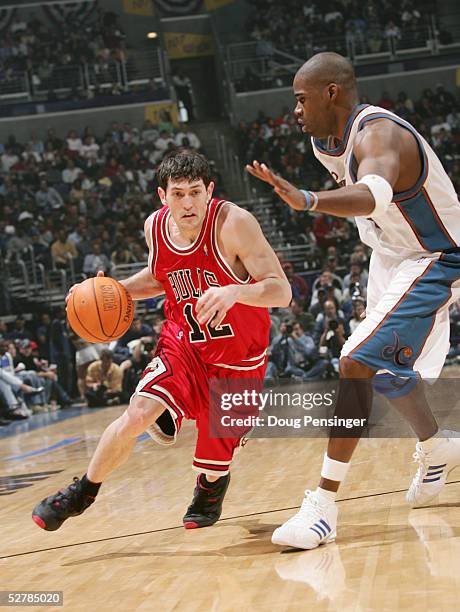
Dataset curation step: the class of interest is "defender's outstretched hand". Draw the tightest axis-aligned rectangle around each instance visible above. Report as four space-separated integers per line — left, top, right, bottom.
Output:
245 160 307 211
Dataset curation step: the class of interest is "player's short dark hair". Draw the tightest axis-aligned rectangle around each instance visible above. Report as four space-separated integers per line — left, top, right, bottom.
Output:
157 149 211 190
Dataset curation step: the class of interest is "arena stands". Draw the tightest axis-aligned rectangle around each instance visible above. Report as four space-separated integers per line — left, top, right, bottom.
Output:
0 118 209 288
0 115 218 421
1 85 459 421
230 0 455 93
245 0 436 59
0 6 166 115
0 9 124 80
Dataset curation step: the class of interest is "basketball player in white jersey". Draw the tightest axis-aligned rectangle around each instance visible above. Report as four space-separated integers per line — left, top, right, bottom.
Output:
247 52 460 550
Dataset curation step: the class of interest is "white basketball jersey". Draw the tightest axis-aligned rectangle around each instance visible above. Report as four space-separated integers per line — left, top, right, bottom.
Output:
311 104 460 259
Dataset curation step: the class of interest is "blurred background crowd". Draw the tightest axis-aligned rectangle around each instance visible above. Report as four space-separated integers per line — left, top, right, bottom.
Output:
1 81 459 424
246 0 439 57
1 0 459 425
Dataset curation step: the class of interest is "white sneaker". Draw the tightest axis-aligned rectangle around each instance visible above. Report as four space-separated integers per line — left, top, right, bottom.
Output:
406 430 460 508
272 490 337 549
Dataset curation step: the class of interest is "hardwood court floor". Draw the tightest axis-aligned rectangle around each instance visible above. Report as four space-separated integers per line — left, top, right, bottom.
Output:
1 404 460 612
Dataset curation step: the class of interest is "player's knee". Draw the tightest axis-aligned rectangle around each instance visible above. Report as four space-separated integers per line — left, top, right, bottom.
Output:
373 372 417 399
339 356 375 379
124 396 164 435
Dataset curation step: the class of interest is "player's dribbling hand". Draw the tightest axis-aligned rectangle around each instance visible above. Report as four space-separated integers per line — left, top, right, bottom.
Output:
65 270 105 304
196 286 237 328
245 160 307 211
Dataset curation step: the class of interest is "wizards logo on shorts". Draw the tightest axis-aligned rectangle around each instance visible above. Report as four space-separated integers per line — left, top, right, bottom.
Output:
381 332 414 366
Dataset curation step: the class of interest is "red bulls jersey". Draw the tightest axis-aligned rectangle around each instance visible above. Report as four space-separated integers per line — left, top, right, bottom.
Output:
147 198 270 367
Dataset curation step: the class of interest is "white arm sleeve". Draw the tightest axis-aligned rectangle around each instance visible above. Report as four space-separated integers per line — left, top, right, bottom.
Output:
356 174 393 218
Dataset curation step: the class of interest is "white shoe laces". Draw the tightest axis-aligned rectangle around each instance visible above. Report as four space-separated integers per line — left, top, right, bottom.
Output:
286 490 324 527
413 444 428 469
410 444 429 494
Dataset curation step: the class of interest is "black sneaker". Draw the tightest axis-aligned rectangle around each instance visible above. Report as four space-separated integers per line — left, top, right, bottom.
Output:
183 473 230 529
32 477 95 531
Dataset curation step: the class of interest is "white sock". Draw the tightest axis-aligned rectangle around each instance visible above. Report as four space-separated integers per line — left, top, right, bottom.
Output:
315 486 337 504
420 429 444 452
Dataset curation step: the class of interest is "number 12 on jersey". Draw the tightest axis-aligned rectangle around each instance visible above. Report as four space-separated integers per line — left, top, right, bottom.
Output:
183 303 234 342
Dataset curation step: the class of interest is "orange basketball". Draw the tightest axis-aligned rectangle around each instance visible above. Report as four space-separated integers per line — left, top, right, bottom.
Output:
67 276 134 343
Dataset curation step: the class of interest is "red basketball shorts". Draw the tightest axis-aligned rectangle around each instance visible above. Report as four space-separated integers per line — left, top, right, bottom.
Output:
134 320 267 476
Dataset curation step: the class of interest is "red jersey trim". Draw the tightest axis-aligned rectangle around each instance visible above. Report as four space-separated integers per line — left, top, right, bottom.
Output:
192 463 230 476
149 384 186 417
193 456 232 465
211 358 266 370
160 199 215 255
136 388 182 421
211 200 251 285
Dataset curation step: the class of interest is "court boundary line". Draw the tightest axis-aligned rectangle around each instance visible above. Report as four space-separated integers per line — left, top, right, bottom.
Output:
2 479 460 560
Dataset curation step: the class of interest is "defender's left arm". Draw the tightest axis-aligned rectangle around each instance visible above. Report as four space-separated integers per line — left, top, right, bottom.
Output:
196 207 292 327
246 121 403 218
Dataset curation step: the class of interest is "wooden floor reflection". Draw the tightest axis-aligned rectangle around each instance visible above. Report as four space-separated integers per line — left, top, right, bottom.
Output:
1 405 459 611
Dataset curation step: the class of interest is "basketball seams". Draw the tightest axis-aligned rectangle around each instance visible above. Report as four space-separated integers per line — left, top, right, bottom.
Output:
109 280 123 338
67 277 134 343
70 287 107 343
92 277 108 338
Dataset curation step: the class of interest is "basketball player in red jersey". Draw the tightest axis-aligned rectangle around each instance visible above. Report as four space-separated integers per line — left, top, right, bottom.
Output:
32 150 291 531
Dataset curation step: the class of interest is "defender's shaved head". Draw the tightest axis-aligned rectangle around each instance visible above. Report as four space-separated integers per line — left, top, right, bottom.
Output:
292 52 360 139
296 52 357 94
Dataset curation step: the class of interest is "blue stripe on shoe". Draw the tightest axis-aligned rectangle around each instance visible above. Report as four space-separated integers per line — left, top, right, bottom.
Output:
428 463 447 469
423 476 442 483
315 522 327 537
425 469 444 477
310 526 323 539
319 519 331 533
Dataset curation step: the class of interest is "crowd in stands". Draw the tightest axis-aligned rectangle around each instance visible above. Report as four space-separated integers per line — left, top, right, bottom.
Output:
0 8 168 113
0 115 216 424
263 245 369 382
0 116 209 281
246 0 442 60
0 310 161 424
234 0 454 93
1 83 460 424
0 10 125 77
237 84 460 200
0 9 125 90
